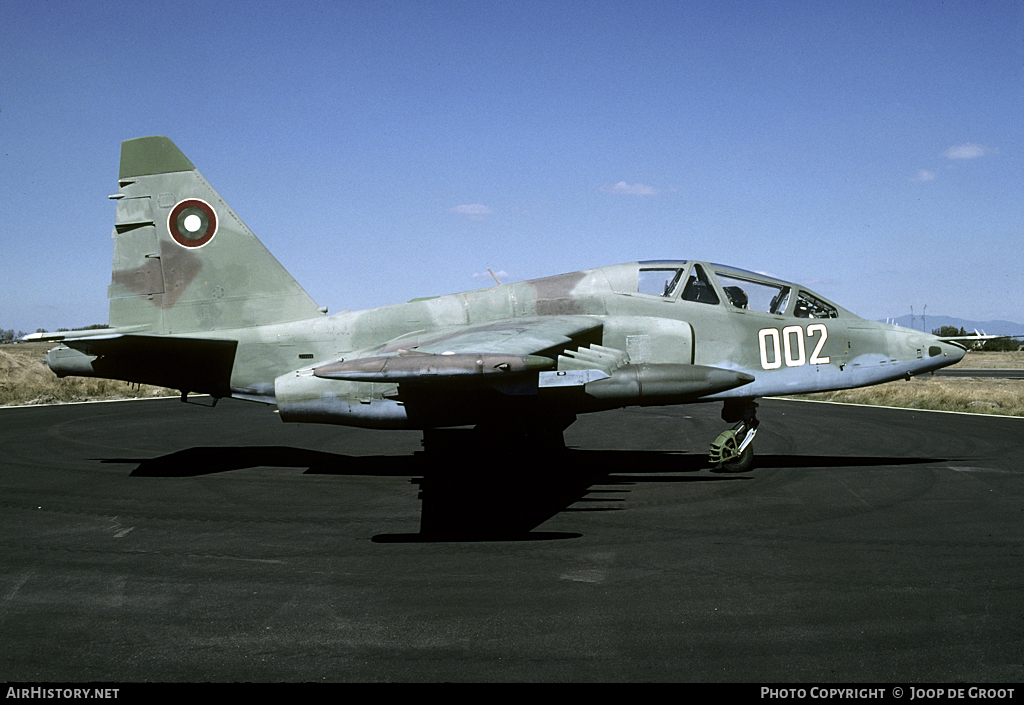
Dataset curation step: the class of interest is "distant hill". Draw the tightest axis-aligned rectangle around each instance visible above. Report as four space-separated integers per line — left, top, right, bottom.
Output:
880 315 1024 337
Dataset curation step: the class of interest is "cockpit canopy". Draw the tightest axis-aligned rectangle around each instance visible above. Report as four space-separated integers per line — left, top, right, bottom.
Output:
635 261 840 319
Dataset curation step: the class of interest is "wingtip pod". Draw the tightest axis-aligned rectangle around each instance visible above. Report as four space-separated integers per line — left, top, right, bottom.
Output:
119 136 195 179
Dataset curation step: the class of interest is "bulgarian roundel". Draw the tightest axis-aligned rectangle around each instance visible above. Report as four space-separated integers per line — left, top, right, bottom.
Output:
168 199 218 248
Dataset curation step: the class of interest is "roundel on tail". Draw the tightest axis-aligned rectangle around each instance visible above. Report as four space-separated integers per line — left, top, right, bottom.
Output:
168 199 218 248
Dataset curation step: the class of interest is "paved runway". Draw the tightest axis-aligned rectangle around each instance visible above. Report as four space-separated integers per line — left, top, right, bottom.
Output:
1 397 1021 682
936 368 1024 379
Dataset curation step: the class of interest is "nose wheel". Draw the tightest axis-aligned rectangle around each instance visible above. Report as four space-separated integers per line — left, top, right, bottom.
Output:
709 399 759 472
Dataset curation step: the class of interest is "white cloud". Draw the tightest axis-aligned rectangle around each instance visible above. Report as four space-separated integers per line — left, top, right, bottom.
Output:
911 169 936 182
450 204 492 219
603 181 661 196
944 143 994 160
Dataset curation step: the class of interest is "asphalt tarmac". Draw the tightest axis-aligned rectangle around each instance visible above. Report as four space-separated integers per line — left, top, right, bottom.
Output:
936 368 1024 379
1 397 1021 682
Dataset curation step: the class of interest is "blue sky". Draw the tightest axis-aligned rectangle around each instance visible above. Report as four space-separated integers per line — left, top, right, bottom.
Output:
2 0 1021 334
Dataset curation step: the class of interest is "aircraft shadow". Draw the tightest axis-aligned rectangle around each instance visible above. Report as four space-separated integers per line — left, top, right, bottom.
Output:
110 446 413 478
102 447 947 542
749 454 945 469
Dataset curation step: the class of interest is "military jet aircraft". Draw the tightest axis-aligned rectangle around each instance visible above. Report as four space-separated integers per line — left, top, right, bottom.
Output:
30 136 970 471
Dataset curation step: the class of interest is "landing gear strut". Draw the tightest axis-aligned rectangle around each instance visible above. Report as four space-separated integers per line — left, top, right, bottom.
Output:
709 399 759 472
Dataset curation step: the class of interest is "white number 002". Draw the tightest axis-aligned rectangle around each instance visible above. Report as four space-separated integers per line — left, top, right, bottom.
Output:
758 324 830 370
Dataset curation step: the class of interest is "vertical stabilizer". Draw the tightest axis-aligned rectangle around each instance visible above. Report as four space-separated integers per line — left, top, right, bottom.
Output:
108 136 323 334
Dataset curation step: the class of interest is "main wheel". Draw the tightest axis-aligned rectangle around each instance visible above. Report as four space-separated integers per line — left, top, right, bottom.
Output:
718 444 753 472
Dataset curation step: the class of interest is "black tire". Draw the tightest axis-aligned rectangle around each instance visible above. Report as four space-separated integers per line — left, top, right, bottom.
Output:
719 444 754 472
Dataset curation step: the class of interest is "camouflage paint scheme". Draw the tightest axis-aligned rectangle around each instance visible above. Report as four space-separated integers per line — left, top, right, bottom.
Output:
32 137 968 467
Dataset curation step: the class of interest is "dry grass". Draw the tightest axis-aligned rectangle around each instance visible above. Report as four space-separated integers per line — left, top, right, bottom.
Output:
952 350 1024 368
792 376 1024 416
791 351 1024 417
0 342 172 406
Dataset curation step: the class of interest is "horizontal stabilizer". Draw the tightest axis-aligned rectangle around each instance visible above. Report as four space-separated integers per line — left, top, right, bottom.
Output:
23 327 147 343
46 334 237 397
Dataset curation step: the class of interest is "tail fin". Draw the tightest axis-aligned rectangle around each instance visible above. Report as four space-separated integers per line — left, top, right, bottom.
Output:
108 136 323 334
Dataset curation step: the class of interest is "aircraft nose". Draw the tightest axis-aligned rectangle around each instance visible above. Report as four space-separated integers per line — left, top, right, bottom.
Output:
924 337 967 368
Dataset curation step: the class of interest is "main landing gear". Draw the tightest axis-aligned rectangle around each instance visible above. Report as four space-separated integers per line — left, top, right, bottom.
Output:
709 398 759 472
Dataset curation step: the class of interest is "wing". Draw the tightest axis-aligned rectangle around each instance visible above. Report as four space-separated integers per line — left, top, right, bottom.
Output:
935 333 1021 345
313 315 603 382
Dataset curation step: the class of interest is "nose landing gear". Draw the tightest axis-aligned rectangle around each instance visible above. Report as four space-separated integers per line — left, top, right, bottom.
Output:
709 399 759 472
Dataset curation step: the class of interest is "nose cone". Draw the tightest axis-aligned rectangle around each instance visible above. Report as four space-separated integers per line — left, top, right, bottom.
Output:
883 325 969 377
922 336 967 371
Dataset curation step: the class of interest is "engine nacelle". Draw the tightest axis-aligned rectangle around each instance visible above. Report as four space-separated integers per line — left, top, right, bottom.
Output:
275 370 412 429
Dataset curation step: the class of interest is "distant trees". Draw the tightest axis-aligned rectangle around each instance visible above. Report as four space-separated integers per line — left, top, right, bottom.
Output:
980 337 1022 352
57 324 110 332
